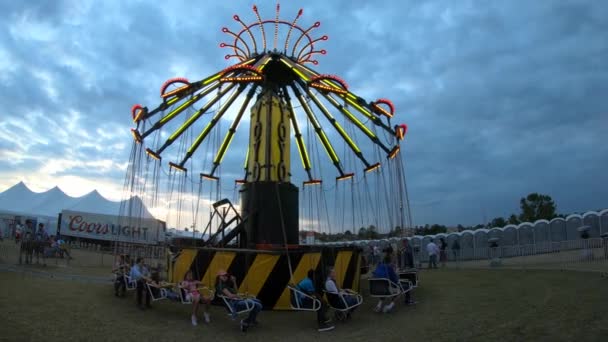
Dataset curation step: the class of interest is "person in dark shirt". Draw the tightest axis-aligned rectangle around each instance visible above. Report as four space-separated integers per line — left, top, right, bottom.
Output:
439 238 448 267
296 270 334 332
216 270 262 332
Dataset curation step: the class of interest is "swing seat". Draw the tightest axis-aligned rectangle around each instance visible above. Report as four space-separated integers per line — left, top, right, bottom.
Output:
146 282 168 302
398 269 419 287
287 285 321 311
178 286 214 305
123 275 137 291
368 278 407 299
216 293 256 319
324 290 363 321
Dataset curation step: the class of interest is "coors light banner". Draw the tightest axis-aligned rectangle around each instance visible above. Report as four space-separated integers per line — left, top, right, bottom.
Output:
60 210 165 245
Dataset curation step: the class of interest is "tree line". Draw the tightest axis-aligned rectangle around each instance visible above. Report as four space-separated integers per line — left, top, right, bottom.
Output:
312 193 566 242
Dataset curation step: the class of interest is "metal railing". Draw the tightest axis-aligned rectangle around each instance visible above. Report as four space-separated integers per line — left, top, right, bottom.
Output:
407 238 608 272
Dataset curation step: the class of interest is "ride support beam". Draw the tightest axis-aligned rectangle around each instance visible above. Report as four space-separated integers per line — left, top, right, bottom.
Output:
289 84 345 176
155 84 237 155
281 86 315 181
298 81 372 168
321 92 393 155
210 85 259 175
178 84 248 167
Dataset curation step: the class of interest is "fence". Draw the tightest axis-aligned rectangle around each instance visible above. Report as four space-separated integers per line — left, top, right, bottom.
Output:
0 238 166 269
409 238 608 272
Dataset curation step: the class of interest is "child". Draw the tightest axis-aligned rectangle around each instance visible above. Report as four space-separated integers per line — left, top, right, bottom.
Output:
181 270 212 326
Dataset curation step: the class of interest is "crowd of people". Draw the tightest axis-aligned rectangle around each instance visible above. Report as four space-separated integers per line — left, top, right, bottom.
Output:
14 220 73 264
112 255 265 332
369 237 457 270
111 243 424 334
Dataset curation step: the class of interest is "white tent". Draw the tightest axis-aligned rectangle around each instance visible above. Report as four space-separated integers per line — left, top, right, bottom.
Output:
67 190 155 219
0 181 158 235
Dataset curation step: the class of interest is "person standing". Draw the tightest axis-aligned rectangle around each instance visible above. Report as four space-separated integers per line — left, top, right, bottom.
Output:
130 257 151 309
439 238 448 267
426 240 439 269
372 245 380 266
400 239 414 269
113 255 129 297
452 239 461 261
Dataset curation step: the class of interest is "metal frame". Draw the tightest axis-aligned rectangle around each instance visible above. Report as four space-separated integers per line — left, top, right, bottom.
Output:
323 289 363 321
287 285 321 312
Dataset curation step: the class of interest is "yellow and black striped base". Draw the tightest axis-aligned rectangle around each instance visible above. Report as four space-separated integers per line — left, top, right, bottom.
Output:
167 246 362 310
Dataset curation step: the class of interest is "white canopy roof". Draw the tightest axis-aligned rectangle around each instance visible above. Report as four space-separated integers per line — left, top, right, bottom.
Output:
0 181 156 219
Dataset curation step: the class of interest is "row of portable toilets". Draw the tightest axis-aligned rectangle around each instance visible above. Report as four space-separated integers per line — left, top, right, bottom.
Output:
318 209 608 262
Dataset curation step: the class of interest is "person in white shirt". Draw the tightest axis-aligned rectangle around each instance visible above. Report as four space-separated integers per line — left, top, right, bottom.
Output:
324 268 359 316
426 240 440 269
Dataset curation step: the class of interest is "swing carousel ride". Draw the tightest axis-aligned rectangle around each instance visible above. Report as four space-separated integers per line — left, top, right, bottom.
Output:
122 4 413 309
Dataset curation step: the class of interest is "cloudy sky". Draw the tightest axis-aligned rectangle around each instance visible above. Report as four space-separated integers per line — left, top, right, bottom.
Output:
0 0 607 229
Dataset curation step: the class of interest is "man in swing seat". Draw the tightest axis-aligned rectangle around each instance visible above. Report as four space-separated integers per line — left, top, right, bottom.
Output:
324 268 360 320
296 270 335 332
216 269 263 332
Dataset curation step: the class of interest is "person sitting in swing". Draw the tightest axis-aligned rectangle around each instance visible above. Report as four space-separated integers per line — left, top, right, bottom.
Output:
324 268 359 317
180 270 211 326
372 256 401 312
373 256 417 312
216 269 263 332
147 270 180 302
297 270 335 332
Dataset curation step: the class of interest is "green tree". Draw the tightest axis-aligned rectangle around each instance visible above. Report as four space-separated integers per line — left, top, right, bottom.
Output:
507 214 519 225
489 217 507 228
367 225 379 239
389 226 403 237
519 193 557 222
358 227 367 238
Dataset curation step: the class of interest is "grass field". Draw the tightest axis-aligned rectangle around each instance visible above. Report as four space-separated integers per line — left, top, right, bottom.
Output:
1 263 607 342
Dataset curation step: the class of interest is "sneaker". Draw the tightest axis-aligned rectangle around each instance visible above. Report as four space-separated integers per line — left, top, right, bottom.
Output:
191 315 198 326
203 312 211 323
323 318 332 324
240 319 248 332
382 302 394 313
318 324 335 332
374 302 383 313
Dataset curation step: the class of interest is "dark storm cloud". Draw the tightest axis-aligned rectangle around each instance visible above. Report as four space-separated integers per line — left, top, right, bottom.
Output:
0 0 606 226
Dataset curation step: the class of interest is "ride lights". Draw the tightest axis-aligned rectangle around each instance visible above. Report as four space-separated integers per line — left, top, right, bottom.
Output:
387 146 400 159
395 124 408 140
336 173 354 181
130 129 142 143
160 77 190 98
168 162 187 173
145 148 161 161
219 76 264 83
364 163 381 173
303 179 322 186
371 98 395 118
200 173 219 181
131 104 146 123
